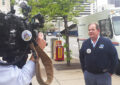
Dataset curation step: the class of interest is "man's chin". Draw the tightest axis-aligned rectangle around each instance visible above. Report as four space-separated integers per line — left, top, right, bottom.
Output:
90 36 94 39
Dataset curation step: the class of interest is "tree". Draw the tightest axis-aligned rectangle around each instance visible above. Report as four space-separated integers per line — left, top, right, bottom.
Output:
10 0 15 5
28 0 85 65
10 0 15 13
42 22 55 32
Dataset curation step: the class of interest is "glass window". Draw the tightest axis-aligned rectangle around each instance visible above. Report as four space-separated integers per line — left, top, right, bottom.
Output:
108 0 115 4
112 16 120 35
2 0 5 5
115 0 120 7
99 19 113 38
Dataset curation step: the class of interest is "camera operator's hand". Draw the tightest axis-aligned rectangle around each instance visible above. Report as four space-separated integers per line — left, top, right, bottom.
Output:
36 32 46 50
30 32 46 62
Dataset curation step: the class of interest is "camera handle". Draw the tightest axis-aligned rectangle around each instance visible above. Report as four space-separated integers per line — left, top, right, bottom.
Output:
30 42 53 85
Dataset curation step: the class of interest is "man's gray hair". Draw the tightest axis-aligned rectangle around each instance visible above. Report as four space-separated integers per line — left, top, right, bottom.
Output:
88 23 100 30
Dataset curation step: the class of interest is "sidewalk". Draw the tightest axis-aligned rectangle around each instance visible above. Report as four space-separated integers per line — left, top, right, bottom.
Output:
32 47 120 85
32 47 85 85
50 59 85 85
32 59 85 85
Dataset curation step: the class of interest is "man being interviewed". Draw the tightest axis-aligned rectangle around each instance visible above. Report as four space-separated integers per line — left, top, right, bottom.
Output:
79 23 118 85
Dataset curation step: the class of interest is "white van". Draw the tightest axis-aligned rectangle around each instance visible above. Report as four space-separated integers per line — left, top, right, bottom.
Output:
77 9 120 74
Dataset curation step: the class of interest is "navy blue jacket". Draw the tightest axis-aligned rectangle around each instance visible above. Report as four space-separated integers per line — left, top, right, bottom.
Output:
79 36 118 74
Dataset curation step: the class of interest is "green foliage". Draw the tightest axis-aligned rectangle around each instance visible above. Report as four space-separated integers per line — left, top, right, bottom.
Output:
63 43 68 48
10 0 15 5
87 0 94 3
64 50 72 61
64 51 67 56
27 0 85 35
28 0 84 20
27 0 85 65
62 35 66 40
28 0 51 17
42 22 55 32
63 40 73 62
65 56 72 61
64 46 72 55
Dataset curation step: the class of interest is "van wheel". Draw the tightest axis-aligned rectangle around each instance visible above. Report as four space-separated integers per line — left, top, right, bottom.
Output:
115 60 120 75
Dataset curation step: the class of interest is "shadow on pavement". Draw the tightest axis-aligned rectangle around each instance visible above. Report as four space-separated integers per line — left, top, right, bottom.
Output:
52 58 82 70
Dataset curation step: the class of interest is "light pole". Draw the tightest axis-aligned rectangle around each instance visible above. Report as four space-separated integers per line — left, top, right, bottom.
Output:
58 19 60 40
57 17 62 40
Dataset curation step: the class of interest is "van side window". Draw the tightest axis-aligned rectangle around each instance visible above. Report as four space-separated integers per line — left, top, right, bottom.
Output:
99 19 113 38
112 16 120 35
2 0 5 5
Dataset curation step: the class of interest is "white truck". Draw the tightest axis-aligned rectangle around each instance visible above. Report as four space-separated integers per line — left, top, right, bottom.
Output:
77 9 120 74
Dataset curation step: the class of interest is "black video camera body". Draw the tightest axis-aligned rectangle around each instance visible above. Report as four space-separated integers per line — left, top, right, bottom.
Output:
0 12 44 66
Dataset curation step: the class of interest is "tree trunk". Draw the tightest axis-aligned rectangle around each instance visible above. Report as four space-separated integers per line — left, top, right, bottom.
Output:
63 16 70 66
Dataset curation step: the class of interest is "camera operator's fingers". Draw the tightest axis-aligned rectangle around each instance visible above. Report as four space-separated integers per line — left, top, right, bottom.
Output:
37 39 46 50
30 55 36 62
38 32 44 39
37 32 46 50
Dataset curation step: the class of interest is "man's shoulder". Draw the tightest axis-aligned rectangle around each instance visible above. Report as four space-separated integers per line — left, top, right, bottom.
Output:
83 38 90 44
100 36 111 42
99 36 113 45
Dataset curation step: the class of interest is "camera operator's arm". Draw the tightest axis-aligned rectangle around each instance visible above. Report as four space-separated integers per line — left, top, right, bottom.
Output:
30 32 46 62
17 32 46 85
0 33 47 85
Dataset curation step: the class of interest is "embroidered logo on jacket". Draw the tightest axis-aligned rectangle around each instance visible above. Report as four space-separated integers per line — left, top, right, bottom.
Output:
99 44 104 49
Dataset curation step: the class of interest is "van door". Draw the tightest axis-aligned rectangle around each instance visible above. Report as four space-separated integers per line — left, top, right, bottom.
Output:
99 19 113 38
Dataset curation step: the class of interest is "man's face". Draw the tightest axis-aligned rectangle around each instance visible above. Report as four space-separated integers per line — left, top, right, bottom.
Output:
88 24 100 40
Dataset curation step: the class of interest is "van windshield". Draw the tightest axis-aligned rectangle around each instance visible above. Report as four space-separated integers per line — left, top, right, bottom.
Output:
112 16 120 35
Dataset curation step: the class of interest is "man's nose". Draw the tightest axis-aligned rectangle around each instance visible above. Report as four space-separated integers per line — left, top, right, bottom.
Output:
89 30 93 32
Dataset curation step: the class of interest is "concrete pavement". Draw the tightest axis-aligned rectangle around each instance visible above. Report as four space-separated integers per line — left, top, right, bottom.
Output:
32 47 120 85
32 58 85 85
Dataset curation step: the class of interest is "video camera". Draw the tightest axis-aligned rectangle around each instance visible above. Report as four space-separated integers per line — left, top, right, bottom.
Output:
0 8 44 67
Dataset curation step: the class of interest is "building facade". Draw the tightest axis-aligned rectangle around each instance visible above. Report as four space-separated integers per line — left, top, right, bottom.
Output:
74 0 96 17
79 0 120 16
0 0 10 13
95 0 120 12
